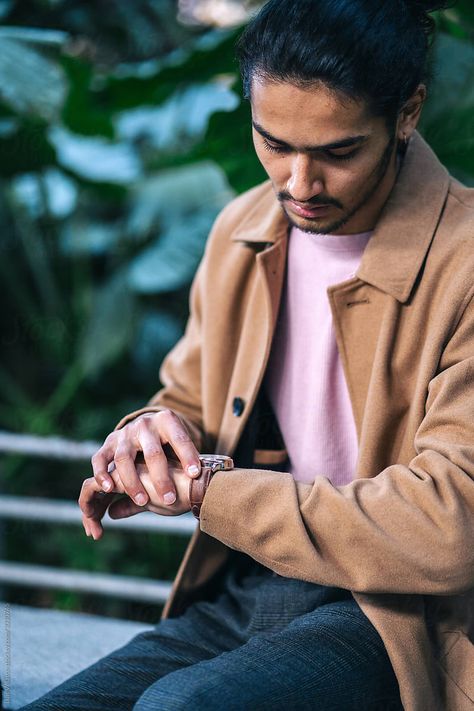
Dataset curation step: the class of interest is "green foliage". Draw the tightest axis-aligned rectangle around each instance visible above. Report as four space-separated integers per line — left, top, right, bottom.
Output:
419 32 474 184
436 0 474 40
0 23 250 446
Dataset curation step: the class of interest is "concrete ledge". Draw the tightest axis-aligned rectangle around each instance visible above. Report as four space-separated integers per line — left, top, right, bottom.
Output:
0 604 154 709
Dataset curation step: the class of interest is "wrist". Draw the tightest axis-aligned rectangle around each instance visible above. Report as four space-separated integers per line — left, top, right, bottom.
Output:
189 467 214 519
189 454 234 519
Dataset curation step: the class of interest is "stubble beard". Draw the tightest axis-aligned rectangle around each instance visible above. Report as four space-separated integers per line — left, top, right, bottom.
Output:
282 132 397 235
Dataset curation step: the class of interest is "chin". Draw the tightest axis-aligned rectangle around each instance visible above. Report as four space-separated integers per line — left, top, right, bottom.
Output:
282 205 350 236
285 213 342 235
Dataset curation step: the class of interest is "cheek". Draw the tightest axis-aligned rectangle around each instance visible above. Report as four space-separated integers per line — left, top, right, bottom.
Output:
254 148 288 185
326 168 359 195
325 160 376 199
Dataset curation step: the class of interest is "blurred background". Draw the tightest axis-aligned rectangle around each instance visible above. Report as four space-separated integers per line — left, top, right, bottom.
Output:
0 0 473 623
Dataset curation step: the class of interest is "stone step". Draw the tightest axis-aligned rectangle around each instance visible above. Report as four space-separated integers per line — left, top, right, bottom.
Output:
0 604 154 709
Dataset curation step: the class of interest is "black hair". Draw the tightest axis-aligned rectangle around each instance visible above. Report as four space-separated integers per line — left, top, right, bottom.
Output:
236 0 454 126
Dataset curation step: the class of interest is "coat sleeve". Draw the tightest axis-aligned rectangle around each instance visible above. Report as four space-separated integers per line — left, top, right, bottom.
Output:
200 291 474 596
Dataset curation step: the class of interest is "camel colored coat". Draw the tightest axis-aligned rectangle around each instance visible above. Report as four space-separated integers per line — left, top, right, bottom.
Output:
117 133 474 710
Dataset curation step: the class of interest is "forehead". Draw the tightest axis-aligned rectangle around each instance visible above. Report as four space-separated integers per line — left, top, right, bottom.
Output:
250 78 376 145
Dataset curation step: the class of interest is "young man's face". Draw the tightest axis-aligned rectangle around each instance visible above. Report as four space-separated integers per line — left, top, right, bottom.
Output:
251 78 399 235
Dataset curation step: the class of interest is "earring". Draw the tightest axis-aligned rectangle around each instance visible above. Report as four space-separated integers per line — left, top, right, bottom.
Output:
403 133 409 147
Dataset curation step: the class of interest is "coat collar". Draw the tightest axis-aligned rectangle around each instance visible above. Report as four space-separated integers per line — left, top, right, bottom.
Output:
230 131 450 304
357 131 450 303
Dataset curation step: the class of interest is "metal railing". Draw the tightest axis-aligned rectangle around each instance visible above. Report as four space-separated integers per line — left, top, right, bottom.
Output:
0 431 196 604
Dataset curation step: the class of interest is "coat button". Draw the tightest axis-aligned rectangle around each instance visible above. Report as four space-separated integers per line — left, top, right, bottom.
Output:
232 397 245 417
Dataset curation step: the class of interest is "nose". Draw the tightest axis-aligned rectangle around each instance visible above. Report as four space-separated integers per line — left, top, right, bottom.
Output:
286 153 324 202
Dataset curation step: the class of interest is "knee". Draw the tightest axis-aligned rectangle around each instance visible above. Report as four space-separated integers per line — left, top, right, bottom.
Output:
133 673 215 711
133 683 184 711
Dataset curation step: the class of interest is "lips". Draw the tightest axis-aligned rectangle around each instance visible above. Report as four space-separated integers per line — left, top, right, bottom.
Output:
287 201 332 218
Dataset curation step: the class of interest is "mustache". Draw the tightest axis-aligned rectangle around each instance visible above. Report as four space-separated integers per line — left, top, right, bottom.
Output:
278 191 343 209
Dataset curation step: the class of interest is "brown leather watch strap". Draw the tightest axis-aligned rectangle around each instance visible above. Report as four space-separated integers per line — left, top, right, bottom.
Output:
189 466 214 519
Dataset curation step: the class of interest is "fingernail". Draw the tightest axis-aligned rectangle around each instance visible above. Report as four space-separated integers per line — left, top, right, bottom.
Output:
135 493 148 506
187 464 200 477
163 491 176 505
102 480 112 492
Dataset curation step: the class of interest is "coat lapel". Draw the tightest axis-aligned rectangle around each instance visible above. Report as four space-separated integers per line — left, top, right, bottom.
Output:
357 132 450 303
216 228 288 456
328 133 451 457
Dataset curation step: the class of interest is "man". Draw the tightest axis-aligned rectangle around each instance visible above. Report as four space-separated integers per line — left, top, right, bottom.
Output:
24 0 473 709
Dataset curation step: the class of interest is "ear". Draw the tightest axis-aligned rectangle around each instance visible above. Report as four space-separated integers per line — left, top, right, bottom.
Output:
397 84 427 144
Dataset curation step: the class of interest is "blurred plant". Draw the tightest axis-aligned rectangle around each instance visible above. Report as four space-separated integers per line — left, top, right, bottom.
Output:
0 17 252 451
178 0 260 27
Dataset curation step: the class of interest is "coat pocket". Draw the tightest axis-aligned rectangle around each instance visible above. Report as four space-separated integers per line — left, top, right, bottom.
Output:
253 448 288 466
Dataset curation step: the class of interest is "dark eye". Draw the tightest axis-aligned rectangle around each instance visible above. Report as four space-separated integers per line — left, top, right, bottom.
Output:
262 138 289 154
325 149 359 162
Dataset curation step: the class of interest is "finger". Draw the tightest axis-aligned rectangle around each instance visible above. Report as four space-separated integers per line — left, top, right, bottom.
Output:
91 436 117 493
78 478 114 534
82 513 103 540
136 469 178 516
155 411 201 478
82 515 90 537
88 519 104 540
113 437 149 507
85 498 110 541
108 498 144 519
138 426 177 505
78 476 104 517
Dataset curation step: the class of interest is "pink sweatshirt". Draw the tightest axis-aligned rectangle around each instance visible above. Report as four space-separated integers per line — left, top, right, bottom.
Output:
264 226 372 485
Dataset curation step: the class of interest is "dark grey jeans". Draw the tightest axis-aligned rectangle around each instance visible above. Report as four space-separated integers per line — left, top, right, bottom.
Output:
21 557 404 711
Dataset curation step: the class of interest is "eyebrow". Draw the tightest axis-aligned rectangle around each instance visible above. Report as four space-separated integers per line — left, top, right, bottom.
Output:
252 121 369 152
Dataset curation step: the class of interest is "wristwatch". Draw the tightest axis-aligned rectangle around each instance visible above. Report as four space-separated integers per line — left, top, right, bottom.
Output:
189 454 234 519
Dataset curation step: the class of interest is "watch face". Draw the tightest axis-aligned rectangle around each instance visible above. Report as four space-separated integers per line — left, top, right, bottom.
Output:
199 454 234 469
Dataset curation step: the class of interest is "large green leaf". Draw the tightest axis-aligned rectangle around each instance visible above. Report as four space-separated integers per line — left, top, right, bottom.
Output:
115 80 239 155
78 270 136 378
0 26 68 44
0 118 56 176
126 161 234 238
126 160 234 294
61 56 115 138
0 37 67 120
49 125 142 184
132 309 183 378
426 34 474 116
191 92 267 194
420 33 474 182
59 220 120 256
450 1 474 32
11 168 77 219
101 29 240 112
128 211 215 294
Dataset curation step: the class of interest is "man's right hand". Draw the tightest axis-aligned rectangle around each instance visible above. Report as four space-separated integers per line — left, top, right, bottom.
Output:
88 410 201 509
79 457 193 540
